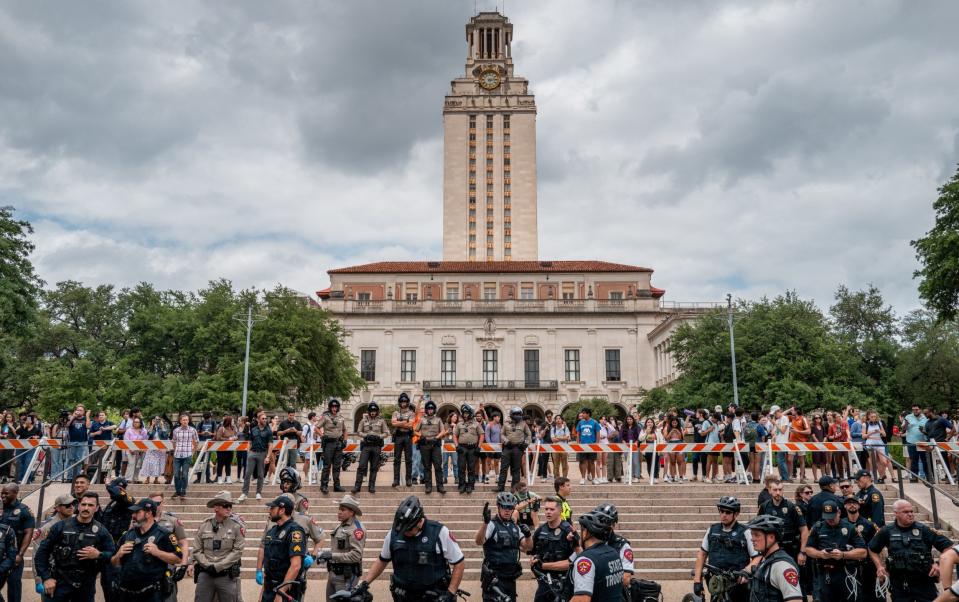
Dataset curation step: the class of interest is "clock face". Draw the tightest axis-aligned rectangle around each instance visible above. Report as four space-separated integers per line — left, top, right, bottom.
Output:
479 69 501 90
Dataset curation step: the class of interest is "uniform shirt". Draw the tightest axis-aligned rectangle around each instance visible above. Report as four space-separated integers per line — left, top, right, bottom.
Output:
358 416 389 438
116 522 182 587
193 516 245 572
249 424 273 452
378 524 464 564
848 515 878 546
330 517 365 565
570 542 624 600
758 498 806 542
0 500 36 548
317 413 346 439
807 491 844 526
503 421 532 445
867 520 953 560
455 420 483 445
156 511 187 548
392 409 415 433
856 485 885 526
33 518 115 582
576 419 599 444
610 534 634 574
700 524 759 557
806 519 866 569
417 415 443 439
261 519 306 581
754 552 804 601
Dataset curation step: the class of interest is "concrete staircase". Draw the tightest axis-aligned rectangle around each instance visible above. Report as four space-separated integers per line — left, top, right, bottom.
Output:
22 475 912 583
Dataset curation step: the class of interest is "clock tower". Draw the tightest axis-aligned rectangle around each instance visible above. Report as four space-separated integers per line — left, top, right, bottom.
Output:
442 11 538 262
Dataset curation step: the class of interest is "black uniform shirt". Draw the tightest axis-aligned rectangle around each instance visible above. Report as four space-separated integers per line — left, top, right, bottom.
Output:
0 500 36 548
807 491 844 526
34 518 115 582
806 519 865 571
856 485 885 526
262 519 306 581
116 522 182 588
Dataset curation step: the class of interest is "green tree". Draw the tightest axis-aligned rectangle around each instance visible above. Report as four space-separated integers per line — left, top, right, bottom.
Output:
912 164 959 321
561 398 620 429
0 207 42 337
896 310 959 409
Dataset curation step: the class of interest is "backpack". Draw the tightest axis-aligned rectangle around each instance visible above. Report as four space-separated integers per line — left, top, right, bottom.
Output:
744 420 759 444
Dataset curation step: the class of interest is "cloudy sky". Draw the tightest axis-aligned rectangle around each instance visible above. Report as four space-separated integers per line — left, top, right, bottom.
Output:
4 0 958 313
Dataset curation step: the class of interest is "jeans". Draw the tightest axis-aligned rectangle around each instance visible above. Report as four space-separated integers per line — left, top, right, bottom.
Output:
411 445 424 481
777 451 789 480
66 442 86 479
907 443 930 478
442 448 458 482
16 449 36 483
631 450 642 478
173 456 192 495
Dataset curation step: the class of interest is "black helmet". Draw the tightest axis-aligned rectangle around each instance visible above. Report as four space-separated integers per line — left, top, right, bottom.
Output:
461 404 474 418
393 495 425 533
717 496 741 513
496 492 518 509
746 515 784 538
279 467 301 492
368 402 380 413
595 503 619 524
578 510 612 539
510 407 524 421
328 398 341 409
398 392 410 405
425 400 437 412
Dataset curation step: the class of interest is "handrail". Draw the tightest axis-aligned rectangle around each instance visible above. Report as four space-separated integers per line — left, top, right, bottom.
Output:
33 446 105 522
883 453 959 530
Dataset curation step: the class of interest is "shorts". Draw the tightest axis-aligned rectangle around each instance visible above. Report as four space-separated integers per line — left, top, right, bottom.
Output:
578 452 596 461
483 451 502 459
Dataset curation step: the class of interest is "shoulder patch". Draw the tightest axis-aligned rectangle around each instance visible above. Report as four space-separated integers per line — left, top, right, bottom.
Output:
576 557 593 575
170 534 178 545
354 528 365 541
291 530 303 542
624 548 633 562
449 531 457 543
872 493 880 502
783 567 799 586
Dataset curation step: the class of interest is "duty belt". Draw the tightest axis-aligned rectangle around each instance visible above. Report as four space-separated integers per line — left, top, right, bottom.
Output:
459 443 478 449
117 583 160 594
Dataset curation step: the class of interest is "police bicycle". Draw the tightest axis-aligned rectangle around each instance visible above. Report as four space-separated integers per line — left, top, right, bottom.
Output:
531 563 567 602
683 563 750 602
331 587 472 602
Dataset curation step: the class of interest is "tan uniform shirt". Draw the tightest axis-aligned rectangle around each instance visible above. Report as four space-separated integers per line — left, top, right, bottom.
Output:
416 416 444 440
392 409 415 434
358 416 389 438
455 420 483 445
193 516 245 572
329 517 365 565
503 421 532 445
157 511 187 542
317 413 346 439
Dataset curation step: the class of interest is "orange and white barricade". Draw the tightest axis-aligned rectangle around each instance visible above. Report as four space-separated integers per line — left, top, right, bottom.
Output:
189 440 292 483
641 442 750 485
92 439 176 477
523 442 635 485
0 438 61 482
762 441 864 482
916 441 956 485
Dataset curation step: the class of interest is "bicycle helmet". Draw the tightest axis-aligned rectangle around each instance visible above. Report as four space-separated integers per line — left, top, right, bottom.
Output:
425 400 437 413
279 467 301 492
578 510 612 539
328 398 341 410
496 492 518 509
745 514 783 538
595 503 619 524
398 392 410 405
368 402 380 414
716 496 741 513
461 404 474 418
393 495 425 533
510 407 524 421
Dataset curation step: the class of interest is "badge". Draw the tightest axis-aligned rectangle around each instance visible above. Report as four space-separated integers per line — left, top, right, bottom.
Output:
422 536 429 543
279 530 287 539
913 529 919 536
784 568 799 586
554 528 561 536
576 558 593 575
291 531 303 543
782 508 787 514
354 528 365 541
92 525 99 533
13 509 19 516
170 534 178 545
872 493 880 502
624 548 633 562
841 528 848 536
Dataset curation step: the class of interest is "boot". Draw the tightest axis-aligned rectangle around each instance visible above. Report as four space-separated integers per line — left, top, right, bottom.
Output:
425 484 432 494
321 484 329 495
369 484 376 494
351 485 361 494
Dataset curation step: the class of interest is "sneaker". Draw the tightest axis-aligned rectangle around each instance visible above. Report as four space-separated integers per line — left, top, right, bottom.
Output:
237 494 247 502
255 493 262 500
226 477 233 484
580 478 586 485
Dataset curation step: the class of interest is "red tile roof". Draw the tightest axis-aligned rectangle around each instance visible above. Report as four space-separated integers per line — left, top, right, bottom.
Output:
316 287 331 299
327 260 653 274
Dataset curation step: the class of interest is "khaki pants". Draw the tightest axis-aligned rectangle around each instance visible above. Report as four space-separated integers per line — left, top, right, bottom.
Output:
195 571 239 602
326 571 358 601
552 453 568 477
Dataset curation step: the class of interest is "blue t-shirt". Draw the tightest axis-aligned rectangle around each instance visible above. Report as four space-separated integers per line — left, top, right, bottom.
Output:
90 420 114 441
67 417 88 443
576 419 600 444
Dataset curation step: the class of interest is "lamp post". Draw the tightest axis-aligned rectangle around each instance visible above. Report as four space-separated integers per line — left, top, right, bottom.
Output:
233 304 267 418
727 293 740 407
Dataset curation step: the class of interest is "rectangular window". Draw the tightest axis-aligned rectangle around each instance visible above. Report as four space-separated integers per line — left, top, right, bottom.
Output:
483 349 498 385
605 349 621 381
609 291 624 300
357 292 371 301
360 350 376 382
483 284 496 300
446 284 459 300
405 292 418 301
441 350 456 385
520 286 534 300
524 349 540 386
401 350 416 382
564 349 580 381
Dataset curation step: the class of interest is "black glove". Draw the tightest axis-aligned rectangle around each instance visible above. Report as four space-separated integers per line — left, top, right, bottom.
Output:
436 591 456 602
569 530 581 546
694 582 704 597
318 550 333 563
352 581 369 595
483 502 491 524
519 524 532 538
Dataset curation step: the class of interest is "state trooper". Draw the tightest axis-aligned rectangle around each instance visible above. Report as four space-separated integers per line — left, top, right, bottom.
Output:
497 408 532 493
319 495 366 601
34 492 114 602
529 497 580 602
192 491 245 602
279 468 310 513
804 501 866 602
745 515 804 602
151 492 189 602
757 480 809 563
353 402 389 494
595 504 634 596
256 497 306 602
31 494 75 593
693 497 757 602
317 399 347 494
415 400 447 495
842 495 882 602
453 404 484 495
868 499 953 602
391 393 416 488
0 484 35 602
854 470 886 527
110 498 183 602
351 495 465 602
569 510 625 602
475 492 533 602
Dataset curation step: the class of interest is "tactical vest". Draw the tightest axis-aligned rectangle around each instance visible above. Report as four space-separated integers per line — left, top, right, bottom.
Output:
53 518 103 583
811 520 856 571
706 523 750 571
760 500 801 547
483 518 522 574
750 549 798 602
102 495 132 542
532 522 576 573
578 542 624 602
886 522 934 575
263 522 301 579
118 524 171 586
390 519 450 590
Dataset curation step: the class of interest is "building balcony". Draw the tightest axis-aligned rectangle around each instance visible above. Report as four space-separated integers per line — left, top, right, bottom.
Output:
327 297 666 314
423 379 559 391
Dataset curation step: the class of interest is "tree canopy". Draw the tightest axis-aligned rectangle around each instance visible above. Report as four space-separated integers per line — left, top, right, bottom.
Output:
913 164 959 321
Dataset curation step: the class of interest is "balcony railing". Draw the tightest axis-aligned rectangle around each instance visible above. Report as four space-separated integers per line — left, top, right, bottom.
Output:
423 380 559 391
329 298 719 314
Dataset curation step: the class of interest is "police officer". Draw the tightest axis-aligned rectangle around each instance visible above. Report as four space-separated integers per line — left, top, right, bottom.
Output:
868 499 953 602
31 496 76 595
34 492 113 602
693 497 756 602
264 493 325 560
570 510 624 602
110 498 183 602
391 393 416 488
514 481 541 530
807 476 844 527
317 400 348 494
415 401 447 495
151 493 189 602
745 515 803 602
757 480 808 563
100 477 134 602
0 520 13 601
854 469 886 526
352 495 465 602
0 484 35 602
843 495 882 602
497 408 532 493
192 491 245 602
454 405 484 495
68 475 101 523
319 495 366 601
529 497 579 602
279 468 310 513
353 402 389 494
257 497 306 602
476 492 533 602
595 504 634 595
804 501 867 602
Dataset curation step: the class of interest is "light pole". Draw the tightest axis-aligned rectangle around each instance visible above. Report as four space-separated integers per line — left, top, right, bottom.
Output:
233 304 267 418
727 293 740 407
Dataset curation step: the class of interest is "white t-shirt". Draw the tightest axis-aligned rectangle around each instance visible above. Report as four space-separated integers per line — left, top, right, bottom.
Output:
732 417 743 440
619 539 634 574
775 416 791 444
763 558 804 601
301 423 315 446
378 525 464 565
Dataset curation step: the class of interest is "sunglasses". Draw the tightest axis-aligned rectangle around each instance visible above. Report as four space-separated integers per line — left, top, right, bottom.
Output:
840 485 851 489
801 490 813 495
